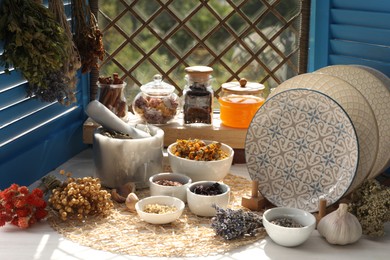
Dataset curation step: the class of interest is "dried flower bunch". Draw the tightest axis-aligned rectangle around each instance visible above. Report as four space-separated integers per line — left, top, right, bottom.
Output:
48 170 113 221
348 179 390 237
0 0 74 103
211 205 263 240
0 184 48 229
48 0 81 105
72 0 104 73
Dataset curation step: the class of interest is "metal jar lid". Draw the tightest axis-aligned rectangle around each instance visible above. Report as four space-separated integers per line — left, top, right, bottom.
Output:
221 78 264 95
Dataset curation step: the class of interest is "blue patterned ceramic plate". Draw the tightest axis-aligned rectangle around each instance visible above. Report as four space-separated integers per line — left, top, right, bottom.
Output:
315 65 390 178
245 88 359 212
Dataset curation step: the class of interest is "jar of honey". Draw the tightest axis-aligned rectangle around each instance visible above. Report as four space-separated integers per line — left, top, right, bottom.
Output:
219 78 265 128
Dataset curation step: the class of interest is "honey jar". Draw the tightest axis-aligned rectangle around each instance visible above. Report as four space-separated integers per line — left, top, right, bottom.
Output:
219 78 265 128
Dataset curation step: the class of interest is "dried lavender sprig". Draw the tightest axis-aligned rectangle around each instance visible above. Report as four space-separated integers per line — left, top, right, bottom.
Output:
210 204 263 240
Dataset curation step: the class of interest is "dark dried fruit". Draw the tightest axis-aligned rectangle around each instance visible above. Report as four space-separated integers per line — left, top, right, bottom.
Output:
192 182 222 196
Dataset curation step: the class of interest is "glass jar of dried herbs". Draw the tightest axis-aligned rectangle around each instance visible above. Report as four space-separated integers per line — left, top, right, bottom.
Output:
183 66 214 125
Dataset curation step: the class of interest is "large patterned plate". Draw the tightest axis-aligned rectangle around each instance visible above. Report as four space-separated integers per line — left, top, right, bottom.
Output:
245 89 359 212
315 65 390 178
267 73 378 195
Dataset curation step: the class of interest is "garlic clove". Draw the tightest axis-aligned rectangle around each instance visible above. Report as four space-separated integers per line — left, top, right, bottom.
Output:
317 203 362 245
126 192 139 212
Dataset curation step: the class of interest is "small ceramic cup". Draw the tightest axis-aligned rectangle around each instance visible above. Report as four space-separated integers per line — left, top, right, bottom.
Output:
186 181 230 217
135 195 185 225
149 172 192 202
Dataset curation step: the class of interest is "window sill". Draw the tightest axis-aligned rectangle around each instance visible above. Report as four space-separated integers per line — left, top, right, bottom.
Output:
83 113 247 149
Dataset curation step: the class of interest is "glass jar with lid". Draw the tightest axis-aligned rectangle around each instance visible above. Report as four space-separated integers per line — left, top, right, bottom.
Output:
183 66 214 125
97 73 128 121
132 74 180 125
218 78 265 128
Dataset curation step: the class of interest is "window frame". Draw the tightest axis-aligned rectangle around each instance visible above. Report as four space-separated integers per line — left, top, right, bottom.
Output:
0 0 90 189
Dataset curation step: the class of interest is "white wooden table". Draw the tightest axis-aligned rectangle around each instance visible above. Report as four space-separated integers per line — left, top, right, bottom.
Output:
1 149 389 260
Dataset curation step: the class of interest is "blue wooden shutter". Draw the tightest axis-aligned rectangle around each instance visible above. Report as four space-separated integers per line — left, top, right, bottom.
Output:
308 0 390 77
0 0 89 189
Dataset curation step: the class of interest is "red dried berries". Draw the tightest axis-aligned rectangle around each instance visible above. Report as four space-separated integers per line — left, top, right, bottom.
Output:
0 184 48 229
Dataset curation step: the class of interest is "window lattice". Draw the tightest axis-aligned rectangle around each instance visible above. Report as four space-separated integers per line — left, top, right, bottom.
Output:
97 0 309 100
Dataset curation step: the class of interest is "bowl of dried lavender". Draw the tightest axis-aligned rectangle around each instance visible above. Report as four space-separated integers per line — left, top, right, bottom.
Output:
135 195 185 225
186 181 230 217
149 172 192 202
263 207 316 247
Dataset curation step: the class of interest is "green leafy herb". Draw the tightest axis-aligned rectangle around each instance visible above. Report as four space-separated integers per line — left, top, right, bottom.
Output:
49 0 81 105
0 0 72 103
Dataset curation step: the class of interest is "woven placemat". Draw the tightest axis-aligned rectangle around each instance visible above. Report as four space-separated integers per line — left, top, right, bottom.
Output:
48 174 266 257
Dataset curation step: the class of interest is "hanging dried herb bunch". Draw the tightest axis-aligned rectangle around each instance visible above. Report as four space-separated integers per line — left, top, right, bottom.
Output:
72 0 104 73
49 0 82 105
0 0 75 103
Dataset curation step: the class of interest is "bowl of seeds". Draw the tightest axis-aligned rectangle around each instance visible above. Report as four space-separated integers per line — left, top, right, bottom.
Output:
135 195 185 225
149 172 192 202
262 207 316 247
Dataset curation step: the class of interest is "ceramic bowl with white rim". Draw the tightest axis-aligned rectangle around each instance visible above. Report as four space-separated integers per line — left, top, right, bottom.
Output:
315 65 390 178
267 73 378 195
263 207 316 247
186 181 230 217
149 172 192 202
135 195 185 225
167 140 234 182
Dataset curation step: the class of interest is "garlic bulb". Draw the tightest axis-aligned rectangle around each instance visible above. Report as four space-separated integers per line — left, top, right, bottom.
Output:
317 203 362 245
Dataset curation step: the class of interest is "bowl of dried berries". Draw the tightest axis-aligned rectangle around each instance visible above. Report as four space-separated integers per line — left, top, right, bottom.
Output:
186 181 230 217
263 207 316 247
149 172 192 202
135 195 185 225
167 139 234 182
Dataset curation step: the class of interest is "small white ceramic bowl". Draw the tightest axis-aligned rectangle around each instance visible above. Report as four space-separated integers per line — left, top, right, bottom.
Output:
263 207 316 247
135 195 185 225
149 172 192 202
167 140 234 182
186 181 230 217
